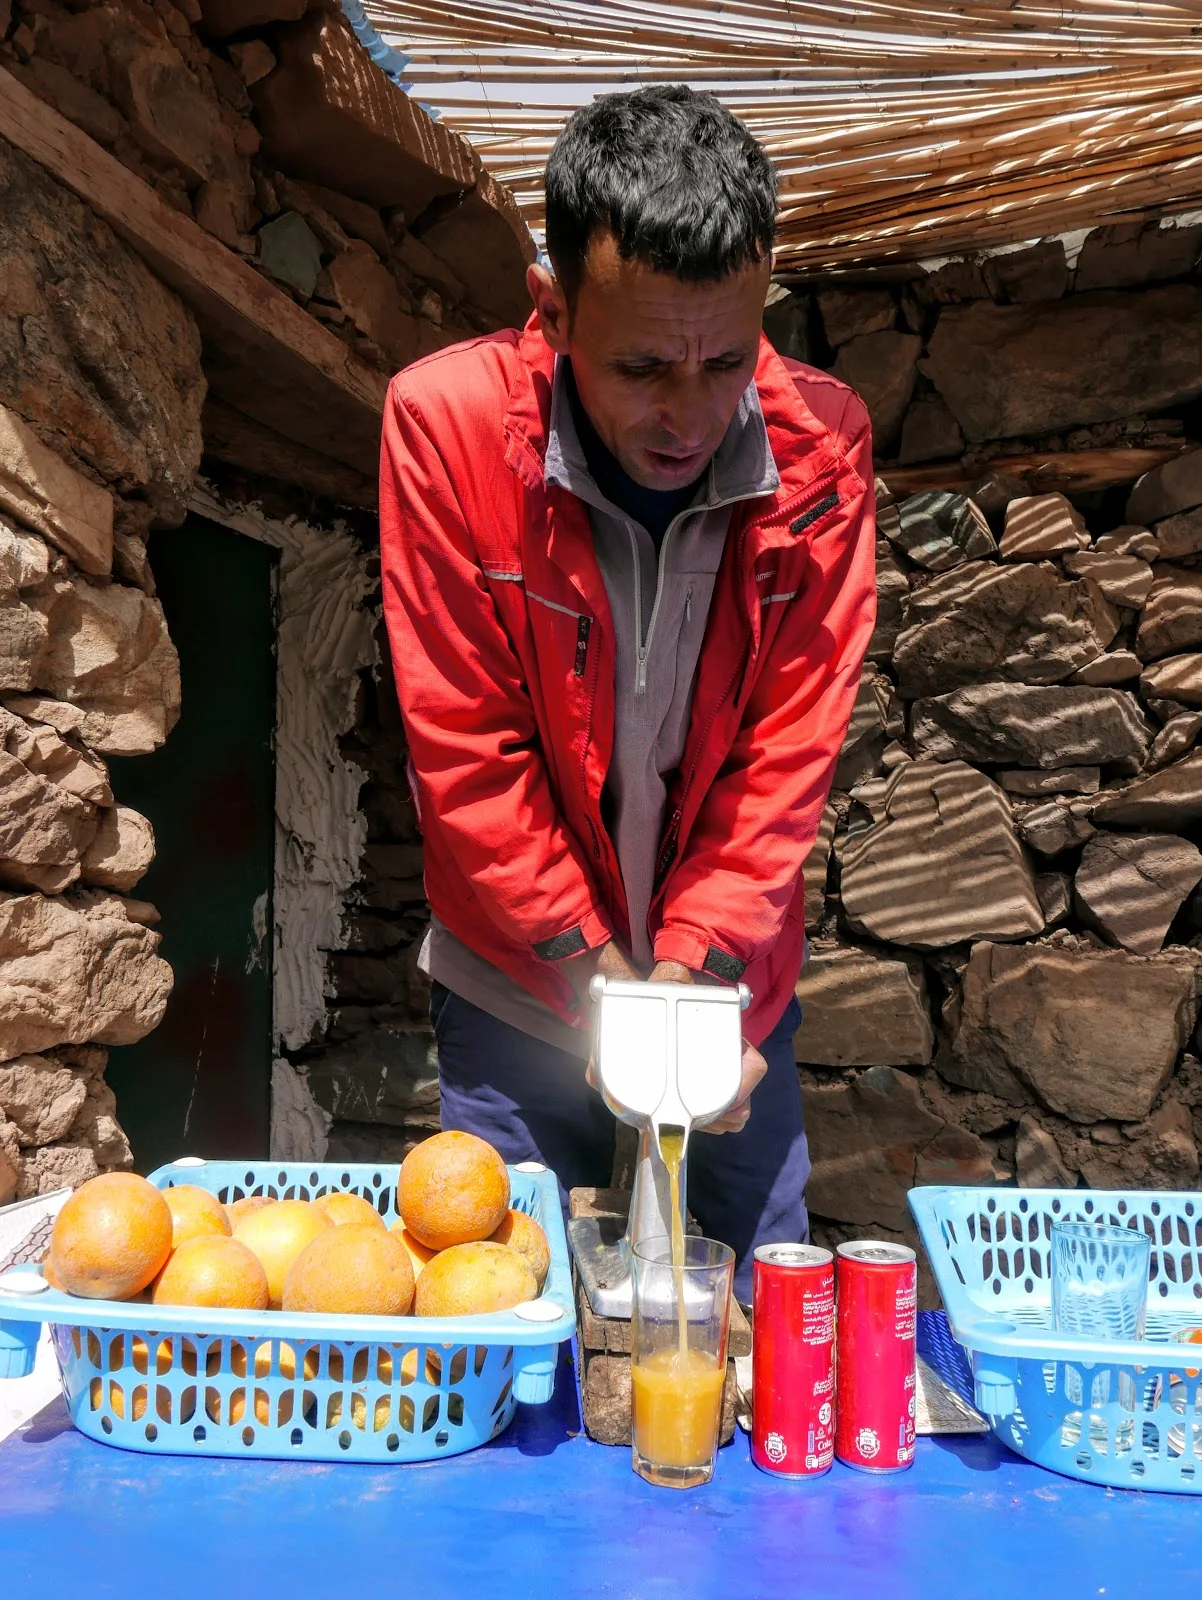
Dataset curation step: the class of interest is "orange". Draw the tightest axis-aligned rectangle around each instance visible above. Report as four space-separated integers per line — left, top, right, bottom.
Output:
232 1200 332 1309
281 1225 415 1317
163 1185 231 1249
398 1131 510 1250
490 1209 551 1291
414 1241 536 1317
205 1341 299 1426
224 1195 272 1229
151 1236 269 1309
96 1337 197 1424
47 1173 173 1300
313 1191 386 1230
389 1221 436 1279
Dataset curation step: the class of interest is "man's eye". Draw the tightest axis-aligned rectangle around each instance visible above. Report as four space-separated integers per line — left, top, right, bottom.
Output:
706 357 745 372
618 365 661 379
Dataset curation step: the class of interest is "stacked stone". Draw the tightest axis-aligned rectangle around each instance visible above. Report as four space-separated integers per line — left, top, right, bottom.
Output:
3 0 536 392
798 448 1202 1279
0 139 196 1201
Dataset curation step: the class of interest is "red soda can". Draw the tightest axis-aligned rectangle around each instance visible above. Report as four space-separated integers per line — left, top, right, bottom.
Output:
835 1241 917 1473
751 1244 836 1478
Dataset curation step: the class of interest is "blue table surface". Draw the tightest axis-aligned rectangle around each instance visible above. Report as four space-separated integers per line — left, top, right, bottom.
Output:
2 1313 1198 1600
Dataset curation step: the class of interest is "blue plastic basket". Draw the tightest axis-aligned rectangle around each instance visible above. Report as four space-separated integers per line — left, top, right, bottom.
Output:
0 1158 574 1464
910 1185 1202 1493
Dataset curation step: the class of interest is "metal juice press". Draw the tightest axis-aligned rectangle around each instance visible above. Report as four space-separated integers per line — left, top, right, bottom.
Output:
567 974 750 1318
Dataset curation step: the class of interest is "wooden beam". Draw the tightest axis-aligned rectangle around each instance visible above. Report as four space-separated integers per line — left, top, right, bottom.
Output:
200 397 378 510
881 446 1186 499
0 66 388 480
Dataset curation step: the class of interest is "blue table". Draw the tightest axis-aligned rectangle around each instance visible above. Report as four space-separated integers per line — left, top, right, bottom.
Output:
2 1314 1199 1600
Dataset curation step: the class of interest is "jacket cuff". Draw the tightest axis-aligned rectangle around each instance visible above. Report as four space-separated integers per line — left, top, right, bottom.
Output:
653 926 747 982
533 906 613 962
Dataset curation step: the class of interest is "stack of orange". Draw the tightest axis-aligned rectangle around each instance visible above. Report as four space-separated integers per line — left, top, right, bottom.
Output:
43 1131 550 1321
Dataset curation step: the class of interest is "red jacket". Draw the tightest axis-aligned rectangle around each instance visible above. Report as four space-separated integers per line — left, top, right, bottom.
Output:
379 318 876 1046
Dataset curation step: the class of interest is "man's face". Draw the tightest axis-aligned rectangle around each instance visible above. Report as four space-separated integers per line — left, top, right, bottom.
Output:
529 231 771 491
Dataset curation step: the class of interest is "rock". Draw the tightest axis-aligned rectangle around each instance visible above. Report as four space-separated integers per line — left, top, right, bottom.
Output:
0 1132 15 1205
893 561 1119 697
831 331 921 455
327 249 418 370
1068 651 1143 686
0 595 53 692
294 182 390 259
1096 525 1159 560
36 579 181 756
897 399 965 466
415 168 536 330
1152 507 1202 561
16 1142 99 1198
1077 1099 1199 1190
1000 494 1090 561
816 289 895 347
80 805 154 893
1061 551 1154 609
253 8 478 214
834 665 892 788
1074 221 1202 292
0 519 49 600
257 212 324 299
1091 750 1202 830
1148 711 1202 771
0 1052 88 1145
889 491 994 571
1015 1118 1076 1188
228 38 276 86
1017 797 1098 856
802 1066 991 1229
868 543 909 663
910 683 1150 770
0 748 99 894
923 287 1202 443
1036 871 1072 929
1073 832 1202 954
998 767 1100 797
1136 571 1202 661
303 1028 437 1127
199 0 306 34
982 240 1070 303
0 138 203 526
962 472 1030 534
793 942 934 1067
840 760 1043 949
0 891 172 1061
1128 450 1202 526
1141 654 1202 707
941 941 1196 1119
761 284 810 362
803 802 837 933
916 260 990 305
0 405 112 577
0 706 110 806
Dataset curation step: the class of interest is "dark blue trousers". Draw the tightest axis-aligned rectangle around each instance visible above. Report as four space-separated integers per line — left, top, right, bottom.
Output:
431 984 809 1302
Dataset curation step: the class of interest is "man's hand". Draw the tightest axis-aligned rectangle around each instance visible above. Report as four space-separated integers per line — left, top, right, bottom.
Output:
701 1036 767 1135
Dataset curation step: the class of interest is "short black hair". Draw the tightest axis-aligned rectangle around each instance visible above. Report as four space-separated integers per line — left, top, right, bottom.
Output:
544 85 776 302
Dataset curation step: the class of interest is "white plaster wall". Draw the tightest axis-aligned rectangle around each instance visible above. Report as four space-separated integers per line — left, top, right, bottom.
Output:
189 484 378 1158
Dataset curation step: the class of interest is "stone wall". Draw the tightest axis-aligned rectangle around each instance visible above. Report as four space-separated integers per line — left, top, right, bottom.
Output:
0 135 196 1200
770 224 1202 1288
4 0 536 425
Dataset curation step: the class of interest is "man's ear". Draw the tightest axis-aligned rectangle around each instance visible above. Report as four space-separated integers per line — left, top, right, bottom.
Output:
527 262 571 355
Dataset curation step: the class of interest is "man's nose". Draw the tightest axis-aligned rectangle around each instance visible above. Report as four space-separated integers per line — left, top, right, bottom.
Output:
657 381 712 450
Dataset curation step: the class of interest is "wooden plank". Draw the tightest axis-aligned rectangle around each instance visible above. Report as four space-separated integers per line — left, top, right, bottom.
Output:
0 66 388 478
580 1348 739 1448
882 445 1185 499
200 397 378 510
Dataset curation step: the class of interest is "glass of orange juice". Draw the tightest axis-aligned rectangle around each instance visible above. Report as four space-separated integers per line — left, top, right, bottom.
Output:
630 1234 734 1489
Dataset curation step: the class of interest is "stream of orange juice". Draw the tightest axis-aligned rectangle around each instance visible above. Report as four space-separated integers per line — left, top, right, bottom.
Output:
630 1128 725 1472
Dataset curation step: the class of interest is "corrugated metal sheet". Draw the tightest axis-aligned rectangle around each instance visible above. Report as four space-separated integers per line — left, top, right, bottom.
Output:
362 1 1202 275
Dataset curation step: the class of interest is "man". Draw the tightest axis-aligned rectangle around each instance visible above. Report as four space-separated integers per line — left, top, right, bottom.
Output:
379 86 876 1298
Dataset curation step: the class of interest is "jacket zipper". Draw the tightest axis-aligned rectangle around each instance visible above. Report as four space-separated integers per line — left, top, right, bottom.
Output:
573 615 591 677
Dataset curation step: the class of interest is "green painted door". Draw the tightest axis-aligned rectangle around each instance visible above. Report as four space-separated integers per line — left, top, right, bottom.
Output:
105 516 277 1172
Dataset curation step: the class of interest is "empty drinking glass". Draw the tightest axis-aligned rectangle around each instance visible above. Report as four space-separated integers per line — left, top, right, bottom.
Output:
1051 1221 1151 1340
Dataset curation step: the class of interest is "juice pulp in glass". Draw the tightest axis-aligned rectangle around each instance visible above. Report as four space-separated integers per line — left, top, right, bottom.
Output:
632 1347 725 1470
